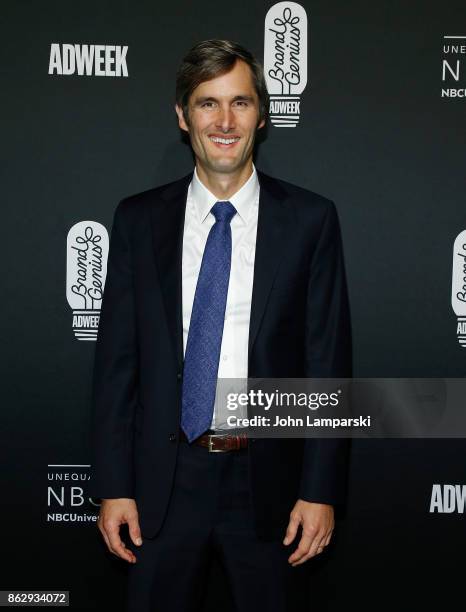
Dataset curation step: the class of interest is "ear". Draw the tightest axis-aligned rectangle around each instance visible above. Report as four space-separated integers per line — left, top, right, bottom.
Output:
257 117 266 130
175 104 189 132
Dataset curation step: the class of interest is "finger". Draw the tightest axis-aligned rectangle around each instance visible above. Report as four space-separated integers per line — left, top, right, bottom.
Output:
307 532 327 558
323 529 333 547
287 531 314 564
105 522 136 563
99 524 112 552
292 549 317 566
293 534 326 565
128 515 143 547
283 513 300 545
119 539 137 563
97 517 113 550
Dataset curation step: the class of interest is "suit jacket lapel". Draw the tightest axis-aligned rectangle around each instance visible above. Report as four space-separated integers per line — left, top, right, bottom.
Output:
248 171 291 357
150 172 193 371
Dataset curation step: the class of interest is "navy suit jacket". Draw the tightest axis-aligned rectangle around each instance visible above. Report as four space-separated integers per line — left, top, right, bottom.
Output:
89 169 352 540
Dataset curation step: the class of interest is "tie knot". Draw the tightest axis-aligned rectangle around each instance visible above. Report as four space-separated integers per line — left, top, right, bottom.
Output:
211 201 236 224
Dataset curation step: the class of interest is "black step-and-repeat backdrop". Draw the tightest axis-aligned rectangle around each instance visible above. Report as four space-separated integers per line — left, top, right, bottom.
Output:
3 0 465 610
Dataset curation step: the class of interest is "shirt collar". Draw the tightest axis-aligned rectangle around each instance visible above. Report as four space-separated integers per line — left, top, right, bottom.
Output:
190 163 259 225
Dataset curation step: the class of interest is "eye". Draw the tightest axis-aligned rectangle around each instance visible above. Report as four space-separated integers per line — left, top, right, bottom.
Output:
201 101 216 108
234 100 248 107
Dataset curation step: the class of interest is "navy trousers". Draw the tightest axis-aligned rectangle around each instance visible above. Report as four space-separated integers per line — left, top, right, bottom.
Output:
126 439 308 612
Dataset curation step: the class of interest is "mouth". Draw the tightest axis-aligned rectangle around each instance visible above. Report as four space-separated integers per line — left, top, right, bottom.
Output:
208 135 241 149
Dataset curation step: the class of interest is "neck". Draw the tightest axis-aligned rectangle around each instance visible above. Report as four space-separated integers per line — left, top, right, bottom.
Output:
195 160 254 200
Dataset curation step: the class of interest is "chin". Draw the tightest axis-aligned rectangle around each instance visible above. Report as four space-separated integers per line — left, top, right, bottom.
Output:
207 159 241 173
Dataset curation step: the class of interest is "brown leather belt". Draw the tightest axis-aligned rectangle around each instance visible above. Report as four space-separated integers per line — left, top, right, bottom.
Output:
179 428 248 452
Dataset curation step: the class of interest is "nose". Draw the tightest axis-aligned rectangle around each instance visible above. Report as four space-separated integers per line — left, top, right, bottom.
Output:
215 105 235 132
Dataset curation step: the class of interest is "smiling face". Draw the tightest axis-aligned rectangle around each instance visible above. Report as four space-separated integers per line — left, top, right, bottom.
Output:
175 59 265 176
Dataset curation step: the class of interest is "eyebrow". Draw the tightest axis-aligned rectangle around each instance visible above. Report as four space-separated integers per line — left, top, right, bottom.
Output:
193 95 255 105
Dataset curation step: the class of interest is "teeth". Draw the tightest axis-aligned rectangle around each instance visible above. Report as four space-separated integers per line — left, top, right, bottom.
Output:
210 137 240 145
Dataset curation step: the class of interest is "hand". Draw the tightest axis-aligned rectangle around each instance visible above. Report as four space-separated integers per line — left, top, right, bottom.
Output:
97 498 142 563
283 500 334 566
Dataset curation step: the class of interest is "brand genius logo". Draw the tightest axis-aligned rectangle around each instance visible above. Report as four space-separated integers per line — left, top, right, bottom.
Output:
48 43 128 77
451 230 466 347
264 2 308 128
66 221 109 341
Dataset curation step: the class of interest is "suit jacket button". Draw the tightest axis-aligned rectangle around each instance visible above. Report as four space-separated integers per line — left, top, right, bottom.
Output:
177 372 182 381
169 433 177 442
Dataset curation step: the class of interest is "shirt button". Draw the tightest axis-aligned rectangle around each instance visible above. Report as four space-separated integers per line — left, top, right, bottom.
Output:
222 355 228 361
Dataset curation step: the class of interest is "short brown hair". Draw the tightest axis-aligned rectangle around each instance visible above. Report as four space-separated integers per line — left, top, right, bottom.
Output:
175 39 269 128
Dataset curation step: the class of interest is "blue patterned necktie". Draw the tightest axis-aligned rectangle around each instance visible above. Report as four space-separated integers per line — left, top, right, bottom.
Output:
181 200 237 442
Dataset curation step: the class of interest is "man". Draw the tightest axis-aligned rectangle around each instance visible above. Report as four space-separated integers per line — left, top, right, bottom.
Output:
90 39 352 611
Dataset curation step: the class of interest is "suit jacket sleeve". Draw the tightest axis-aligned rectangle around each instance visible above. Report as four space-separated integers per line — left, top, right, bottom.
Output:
299 200 352 506
89 199 138 499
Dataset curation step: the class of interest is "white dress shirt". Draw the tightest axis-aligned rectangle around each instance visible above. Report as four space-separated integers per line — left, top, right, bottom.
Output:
182 163 260 430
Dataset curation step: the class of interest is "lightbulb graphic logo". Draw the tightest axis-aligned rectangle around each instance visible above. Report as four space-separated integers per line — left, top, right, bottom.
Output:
66 221 109 341
451 230 466 347
264 1 308 128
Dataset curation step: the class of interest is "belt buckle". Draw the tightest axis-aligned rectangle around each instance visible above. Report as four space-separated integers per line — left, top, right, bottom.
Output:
208 434 226 453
